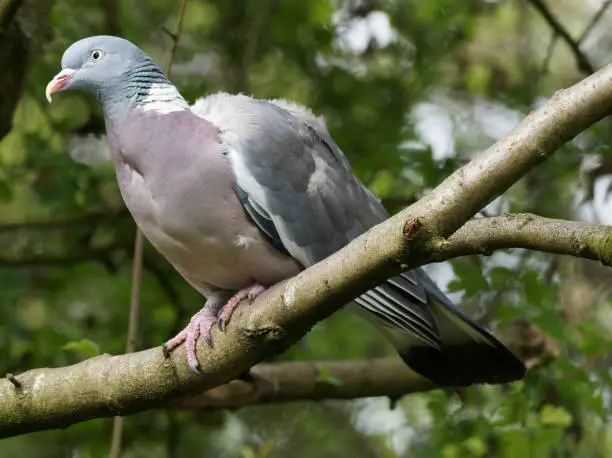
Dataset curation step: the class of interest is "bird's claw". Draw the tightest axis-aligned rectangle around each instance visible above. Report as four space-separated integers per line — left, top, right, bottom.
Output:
163 308 217 374
217 284 266 331
164 284 267 373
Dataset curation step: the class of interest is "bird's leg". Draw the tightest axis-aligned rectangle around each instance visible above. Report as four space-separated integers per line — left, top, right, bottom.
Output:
162 298 223 373
162 284 266 374
217 283 266 331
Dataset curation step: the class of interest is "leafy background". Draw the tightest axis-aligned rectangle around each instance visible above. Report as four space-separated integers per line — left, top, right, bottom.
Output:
1 0 612 456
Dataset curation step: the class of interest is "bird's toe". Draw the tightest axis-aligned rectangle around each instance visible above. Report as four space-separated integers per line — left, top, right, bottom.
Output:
162 329 187 356
218 283 267 331
163 308 218 372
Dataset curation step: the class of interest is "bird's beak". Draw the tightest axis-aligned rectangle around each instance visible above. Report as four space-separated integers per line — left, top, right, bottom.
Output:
45 68 76 103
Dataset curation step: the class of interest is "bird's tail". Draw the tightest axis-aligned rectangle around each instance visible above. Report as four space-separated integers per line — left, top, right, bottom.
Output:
355 270 526 387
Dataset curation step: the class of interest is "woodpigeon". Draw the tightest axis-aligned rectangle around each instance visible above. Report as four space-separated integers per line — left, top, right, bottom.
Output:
46 36 525 387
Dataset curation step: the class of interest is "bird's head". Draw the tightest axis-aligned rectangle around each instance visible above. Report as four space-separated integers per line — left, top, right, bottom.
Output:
46 35 177 115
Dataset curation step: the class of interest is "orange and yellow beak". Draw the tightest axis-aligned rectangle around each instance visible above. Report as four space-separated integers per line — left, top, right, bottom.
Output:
45 68 76 103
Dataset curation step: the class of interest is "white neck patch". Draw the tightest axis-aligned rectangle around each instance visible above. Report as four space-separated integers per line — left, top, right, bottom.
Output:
141 83 189 114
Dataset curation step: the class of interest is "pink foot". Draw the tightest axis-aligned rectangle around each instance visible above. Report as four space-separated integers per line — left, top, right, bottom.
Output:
218 284 266 331
162 307 218 373
162 283 266 374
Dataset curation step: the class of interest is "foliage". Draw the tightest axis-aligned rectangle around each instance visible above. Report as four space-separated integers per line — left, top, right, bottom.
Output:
1 0 612 456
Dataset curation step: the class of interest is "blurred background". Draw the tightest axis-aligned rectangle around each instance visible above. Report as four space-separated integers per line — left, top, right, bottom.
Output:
1 0 612 456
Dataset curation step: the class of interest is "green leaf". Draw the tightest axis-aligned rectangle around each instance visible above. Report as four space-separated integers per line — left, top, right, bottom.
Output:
315 364 343 386
448 258 488 297
442 444 460 458
539 405 573 428
499 429 530 458
463 436 487 457
62 339 101 358
0 179 12 201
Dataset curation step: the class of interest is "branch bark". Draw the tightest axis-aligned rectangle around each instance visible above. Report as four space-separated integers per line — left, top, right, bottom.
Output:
1 62 612 438
175 359 432 409
175 317 558 410
431 214 612 265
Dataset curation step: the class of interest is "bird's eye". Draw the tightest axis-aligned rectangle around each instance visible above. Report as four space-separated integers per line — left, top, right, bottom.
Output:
90 49 103 61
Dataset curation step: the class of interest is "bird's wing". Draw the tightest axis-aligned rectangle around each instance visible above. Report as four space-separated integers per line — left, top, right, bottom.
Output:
191 93 525 386
192 92 385 266
192 93 443 342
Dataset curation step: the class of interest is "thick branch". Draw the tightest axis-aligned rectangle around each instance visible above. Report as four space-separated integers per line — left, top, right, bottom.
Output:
1 63 612 438
178 321 557 409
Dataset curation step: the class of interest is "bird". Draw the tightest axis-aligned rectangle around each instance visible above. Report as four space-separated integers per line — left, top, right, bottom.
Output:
45 35 525 387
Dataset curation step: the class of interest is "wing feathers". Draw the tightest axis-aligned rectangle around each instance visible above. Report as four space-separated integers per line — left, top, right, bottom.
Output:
234 185 289 256
355 290 440 349
192 93 525 387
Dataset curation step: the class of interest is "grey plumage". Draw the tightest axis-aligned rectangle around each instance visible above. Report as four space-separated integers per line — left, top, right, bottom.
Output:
47 36 525 386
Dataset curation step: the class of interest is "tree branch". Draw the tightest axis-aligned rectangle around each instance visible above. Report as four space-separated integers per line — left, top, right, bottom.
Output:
430 214 612 266
174 358 432 409
175 321 558 410
578 0 612 45
1 61 612 439
236 0 274 91
526 0 595 75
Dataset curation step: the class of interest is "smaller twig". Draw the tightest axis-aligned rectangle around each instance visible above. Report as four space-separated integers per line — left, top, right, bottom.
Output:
431 213 612 267
526 0 595 75
108 232 143 458
543 256 558 283
539 32 558 76
126 233 144 354
141 256 187 337
142 257 183 307
578 0 612 45
166 412 180 458
100 0 121 36
237 0 274 91
160 26 177 41
164 0 189 80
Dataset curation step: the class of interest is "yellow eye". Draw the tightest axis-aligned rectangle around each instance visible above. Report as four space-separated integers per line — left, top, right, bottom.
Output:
90 49 104 61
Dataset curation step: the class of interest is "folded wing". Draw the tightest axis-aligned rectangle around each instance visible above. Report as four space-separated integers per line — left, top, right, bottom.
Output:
191 93 525 386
